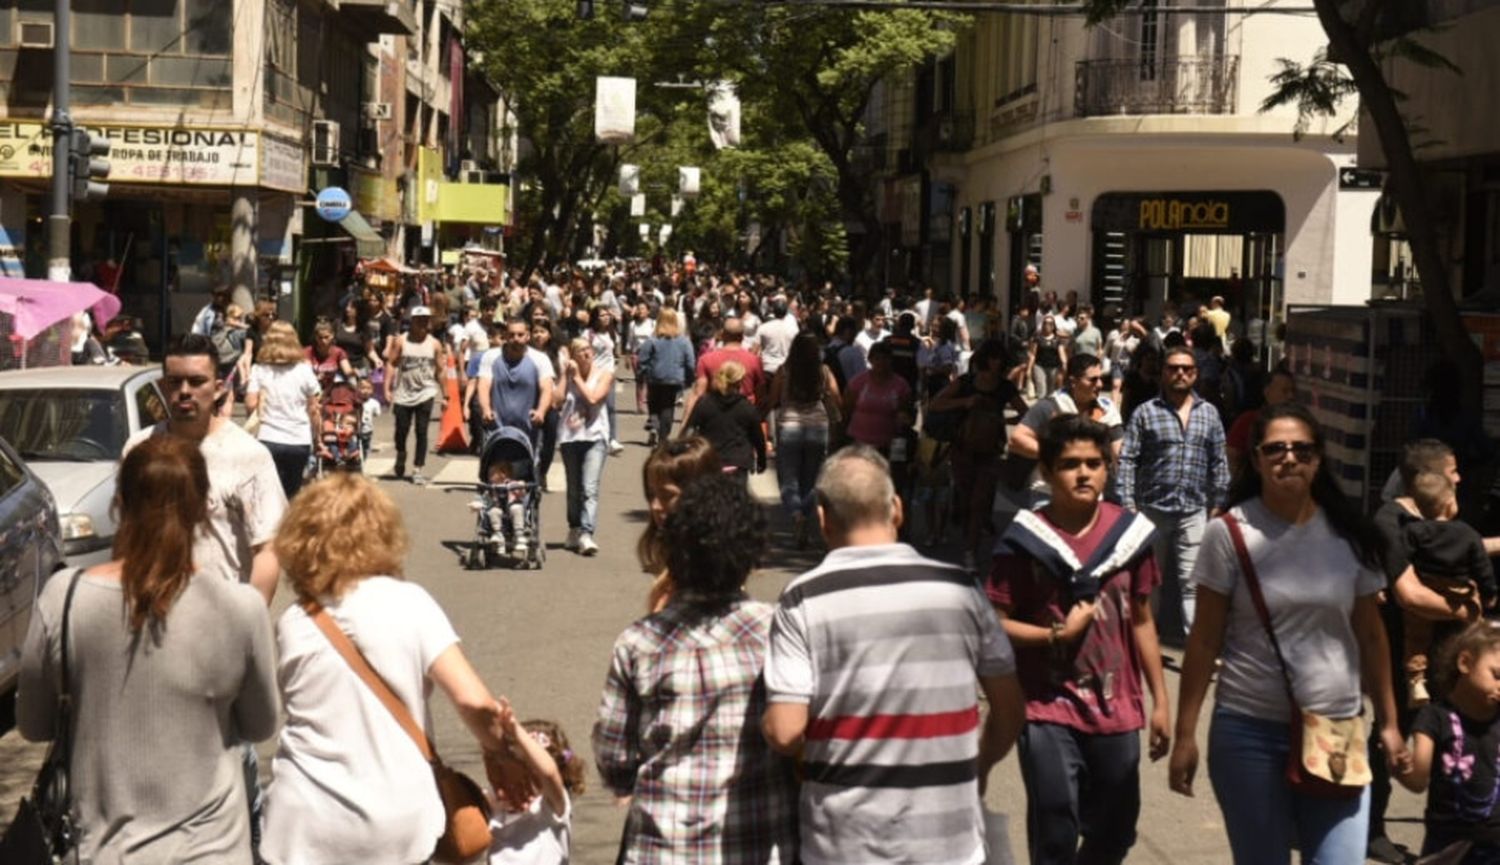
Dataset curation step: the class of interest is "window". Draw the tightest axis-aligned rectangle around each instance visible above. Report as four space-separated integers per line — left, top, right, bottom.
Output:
995 9 1038 105
1139 0 1159 81
134 382 168 426
0 390 129 462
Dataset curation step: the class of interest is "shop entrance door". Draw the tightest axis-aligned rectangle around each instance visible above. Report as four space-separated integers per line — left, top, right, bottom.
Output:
1242 232 1282 365
1129 234 1177 324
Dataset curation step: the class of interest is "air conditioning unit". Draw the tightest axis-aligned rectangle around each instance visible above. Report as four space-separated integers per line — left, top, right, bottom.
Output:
362 102 393 121
18 20 54 48
311 119 341 167
462 170 486 184
459 159 480 174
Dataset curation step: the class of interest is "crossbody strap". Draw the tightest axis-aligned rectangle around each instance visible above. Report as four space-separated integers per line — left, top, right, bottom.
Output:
304 602 436 764
1221 513 1299 709
56 568 84 763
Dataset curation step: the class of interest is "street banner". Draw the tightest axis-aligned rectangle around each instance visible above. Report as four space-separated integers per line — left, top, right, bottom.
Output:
678 166 701 197
619 164 640 196
630 194 646 217
595 77 637 144
707 82 741 150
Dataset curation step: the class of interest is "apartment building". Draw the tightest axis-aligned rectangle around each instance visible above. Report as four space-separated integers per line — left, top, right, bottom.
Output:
875 0 1380 332
0 0 510 346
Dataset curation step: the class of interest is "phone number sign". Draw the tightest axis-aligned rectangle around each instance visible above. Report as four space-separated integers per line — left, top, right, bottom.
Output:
0 121 268 187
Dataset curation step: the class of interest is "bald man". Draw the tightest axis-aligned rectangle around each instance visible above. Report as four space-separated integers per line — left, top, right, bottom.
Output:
762 445 1025 865
680 316 764 433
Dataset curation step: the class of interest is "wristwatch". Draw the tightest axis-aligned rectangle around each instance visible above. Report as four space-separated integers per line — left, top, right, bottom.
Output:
1048 621 1064 648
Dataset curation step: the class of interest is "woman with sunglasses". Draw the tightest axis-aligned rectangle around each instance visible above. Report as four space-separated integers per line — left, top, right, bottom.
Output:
1167 402 1406 864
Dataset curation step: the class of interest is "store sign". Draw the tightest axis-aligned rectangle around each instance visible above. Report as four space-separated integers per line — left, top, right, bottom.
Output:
1092 190 1285 235
260 135 305 193
0 121 311 190
314 187 352 222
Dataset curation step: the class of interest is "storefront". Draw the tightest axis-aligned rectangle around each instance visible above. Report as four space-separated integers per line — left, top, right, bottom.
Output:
1089 190 1285 332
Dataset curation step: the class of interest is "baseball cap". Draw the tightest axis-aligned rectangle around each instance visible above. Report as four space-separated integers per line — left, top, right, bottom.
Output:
410 305 432 318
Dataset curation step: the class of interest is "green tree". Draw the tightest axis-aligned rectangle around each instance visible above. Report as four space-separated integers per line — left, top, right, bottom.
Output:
1084 0 1484 409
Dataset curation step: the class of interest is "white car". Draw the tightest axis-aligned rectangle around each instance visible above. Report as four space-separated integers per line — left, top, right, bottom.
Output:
0 366 168 564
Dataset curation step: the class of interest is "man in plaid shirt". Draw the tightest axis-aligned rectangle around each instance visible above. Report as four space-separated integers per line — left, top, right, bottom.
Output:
1116 344 1230 642
592 475 797 863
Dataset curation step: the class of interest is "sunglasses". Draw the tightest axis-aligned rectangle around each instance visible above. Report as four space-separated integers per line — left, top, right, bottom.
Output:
1258 441 1318 462
1076 375 1104 384
1165 364 1197 374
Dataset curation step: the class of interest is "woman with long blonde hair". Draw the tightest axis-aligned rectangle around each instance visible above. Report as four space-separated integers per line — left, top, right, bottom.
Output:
636 307 696 446
245 319 325 498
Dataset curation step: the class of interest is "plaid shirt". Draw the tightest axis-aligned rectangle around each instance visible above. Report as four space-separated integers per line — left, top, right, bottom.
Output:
592 597 797 864
1116 393 1230 513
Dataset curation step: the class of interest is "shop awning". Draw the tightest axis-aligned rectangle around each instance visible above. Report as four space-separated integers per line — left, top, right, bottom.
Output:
340 211 385 258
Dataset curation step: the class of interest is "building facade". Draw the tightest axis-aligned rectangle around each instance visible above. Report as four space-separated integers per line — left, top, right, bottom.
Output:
0 0 510 346
872 0 1381 335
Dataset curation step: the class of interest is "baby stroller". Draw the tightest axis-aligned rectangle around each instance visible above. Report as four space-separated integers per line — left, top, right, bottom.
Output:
317 381 364 475
467 426 544 570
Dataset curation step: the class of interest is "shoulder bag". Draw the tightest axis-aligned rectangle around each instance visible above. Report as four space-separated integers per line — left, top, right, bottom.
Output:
1222 513 1370 799
305 603 492 863
0 569 85 864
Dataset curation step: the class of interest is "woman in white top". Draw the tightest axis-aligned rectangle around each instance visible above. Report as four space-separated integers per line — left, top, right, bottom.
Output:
558 337 613 557
587 308 624 454
261 473 526 865
246 320 325 499
1169 402 1405 864
625 302 657 420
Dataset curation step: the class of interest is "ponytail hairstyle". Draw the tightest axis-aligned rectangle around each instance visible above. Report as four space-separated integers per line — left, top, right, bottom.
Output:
114 435 210 632
1431 620 1500 702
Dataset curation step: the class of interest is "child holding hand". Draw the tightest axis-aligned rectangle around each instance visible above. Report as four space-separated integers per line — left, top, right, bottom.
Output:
483 706 585 865
1396 621 1500 863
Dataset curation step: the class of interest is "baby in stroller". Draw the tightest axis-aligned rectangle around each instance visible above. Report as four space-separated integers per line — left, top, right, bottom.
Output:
469 427 544 569
319 380 365 473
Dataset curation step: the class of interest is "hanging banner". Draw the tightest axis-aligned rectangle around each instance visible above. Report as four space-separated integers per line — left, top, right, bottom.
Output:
678 166 701 197
670 196 683 217
595 76 637 144
707 82 742 150
659 224 673 243
639 223 651 239
630 193 646 217
619 164 640 196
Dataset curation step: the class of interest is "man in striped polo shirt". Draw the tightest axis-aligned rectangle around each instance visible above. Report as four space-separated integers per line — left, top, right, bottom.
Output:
763 445 1026 864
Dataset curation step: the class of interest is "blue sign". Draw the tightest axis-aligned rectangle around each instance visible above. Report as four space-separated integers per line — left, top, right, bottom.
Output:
314 186 352 222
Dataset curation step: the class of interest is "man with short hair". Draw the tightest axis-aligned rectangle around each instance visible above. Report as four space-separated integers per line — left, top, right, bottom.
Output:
756 297 798 375
825 316 867 389
680 317 763 430
1203 295 1231 339
853 311 889 359
1070 308 1103 360
1010 353 1124 468
477 317 553 444
1115 345 1229 641
763 445 1025 865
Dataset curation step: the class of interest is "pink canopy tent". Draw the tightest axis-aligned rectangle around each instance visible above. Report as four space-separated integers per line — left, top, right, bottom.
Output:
0 277 122 341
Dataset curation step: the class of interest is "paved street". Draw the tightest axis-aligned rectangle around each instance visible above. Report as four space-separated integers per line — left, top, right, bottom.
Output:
0 393 1429 863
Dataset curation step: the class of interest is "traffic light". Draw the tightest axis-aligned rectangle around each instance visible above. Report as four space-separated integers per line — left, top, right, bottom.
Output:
622 0 646 21
70 128 110 202
577 0 593 19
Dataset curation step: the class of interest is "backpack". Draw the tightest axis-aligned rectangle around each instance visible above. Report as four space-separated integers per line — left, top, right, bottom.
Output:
210 325 244 368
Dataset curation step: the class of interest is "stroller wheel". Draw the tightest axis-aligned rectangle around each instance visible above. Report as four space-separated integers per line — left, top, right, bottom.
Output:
465 545 485 570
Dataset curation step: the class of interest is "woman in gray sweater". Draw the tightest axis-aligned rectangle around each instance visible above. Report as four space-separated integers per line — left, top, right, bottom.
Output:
18 434 279 864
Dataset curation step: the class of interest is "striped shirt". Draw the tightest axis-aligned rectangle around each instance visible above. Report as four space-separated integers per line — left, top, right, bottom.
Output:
765 544 1016 865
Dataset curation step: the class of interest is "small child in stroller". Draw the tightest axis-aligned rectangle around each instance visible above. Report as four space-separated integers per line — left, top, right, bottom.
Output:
485 460 530 559
469 427 543 569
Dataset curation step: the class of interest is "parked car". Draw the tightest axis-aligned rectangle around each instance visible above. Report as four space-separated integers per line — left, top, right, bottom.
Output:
0 434 64 701
0 366 167 564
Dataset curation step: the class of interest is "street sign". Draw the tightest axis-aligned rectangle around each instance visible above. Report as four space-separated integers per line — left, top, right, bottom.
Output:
314 186 352 222
1339 168 1384 190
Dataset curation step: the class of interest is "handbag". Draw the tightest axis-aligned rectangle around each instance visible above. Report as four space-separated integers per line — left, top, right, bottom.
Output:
1222 513 1371 799
305 603 492 863
0 569 85 864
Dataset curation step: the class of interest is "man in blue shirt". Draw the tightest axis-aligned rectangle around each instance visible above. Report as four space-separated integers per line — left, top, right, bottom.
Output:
1116 345 1229 642
477 317 550 444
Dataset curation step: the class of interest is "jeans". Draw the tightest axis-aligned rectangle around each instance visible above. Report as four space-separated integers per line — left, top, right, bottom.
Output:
392 398 434 473
1017 722 1141 865
561 439 607 534
647 383 682 440
261 440 310 500
605 386 618 442
1144 507 1207 640
1208 709 1370 865
776 425 827 519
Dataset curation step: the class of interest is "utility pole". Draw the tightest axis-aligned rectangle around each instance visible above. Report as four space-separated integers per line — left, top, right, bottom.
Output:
47 0 71 282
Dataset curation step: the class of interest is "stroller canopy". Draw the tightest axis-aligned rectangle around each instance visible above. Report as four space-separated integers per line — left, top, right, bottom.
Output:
479 426 538 482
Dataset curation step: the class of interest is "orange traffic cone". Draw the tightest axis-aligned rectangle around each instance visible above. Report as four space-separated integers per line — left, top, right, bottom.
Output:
436 354 469 454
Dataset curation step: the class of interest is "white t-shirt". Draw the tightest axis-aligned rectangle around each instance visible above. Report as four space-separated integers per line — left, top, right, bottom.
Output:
124 421 287 586
261 577 461 865
465 318 492 354
557 367 610 445
485 791 571 865
360 399 382 436
854 327 890 358
587 329 616 373
247 362 323 446
757 316 798 373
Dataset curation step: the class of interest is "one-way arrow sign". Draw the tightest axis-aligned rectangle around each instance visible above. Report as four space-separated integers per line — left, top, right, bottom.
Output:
1339 168 1384 190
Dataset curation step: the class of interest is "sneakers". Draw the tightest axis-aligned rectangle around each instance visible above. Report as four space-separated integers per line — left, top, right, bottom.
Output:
577 533 599 556
1409 672 1431 707
411 470 428 487
512 540 529 561
646 430 658 447
565 528 582 551
608 439 625 455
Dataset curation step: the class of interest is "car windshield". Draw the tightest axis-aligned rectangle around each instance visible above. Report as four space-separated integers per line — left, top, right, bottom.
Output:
0 388 128 462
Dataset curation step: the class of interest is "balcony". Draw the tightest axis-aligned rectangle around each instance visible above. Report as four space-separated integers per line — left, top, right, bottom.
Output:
1074 56 1239 118
917 110 975 154
339 0 418 39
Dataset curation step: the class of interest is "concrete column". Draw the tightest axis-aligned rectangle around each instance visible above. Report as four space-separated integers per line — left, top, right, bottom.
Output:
231 188 258 309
